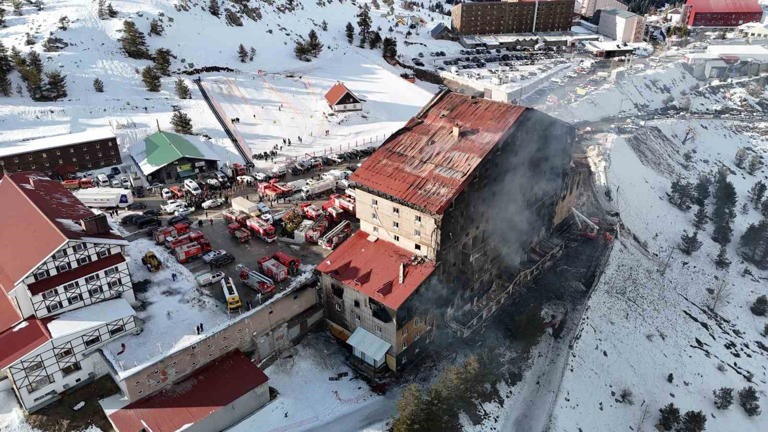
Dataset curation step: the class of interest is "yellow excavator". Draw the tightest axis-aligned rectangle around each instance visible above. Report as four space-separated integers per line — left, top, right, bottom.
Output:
142 251 162 272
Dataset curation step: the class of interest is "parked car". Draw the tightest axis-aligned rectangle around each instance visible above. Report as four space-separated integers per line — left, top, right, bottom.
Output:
184 179 202 196
167 215 191 226
161 201 186 214
254 172 269 181
110 178 122 188
209 253 235 268
174 207 193 217
120 214 142 225
119 176 131 188
202 249 227 263
202 198 224 209
256 202 271 214
135 216 161 229
237 175 255 185
127 202 147 210
195 271 225 287
143 209 162 217
161 188 173 200
205 178 221 188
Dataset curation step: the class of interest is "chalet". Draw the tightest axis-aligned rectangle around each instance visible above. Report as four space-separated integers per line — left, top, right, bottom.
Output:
324 82 363 113
131 131 220 183
317 91 583 373
0 172 137 412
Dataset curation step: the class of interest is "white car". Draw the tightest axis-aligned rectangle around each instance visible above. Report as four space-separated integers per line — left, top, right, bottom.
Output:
237 175 255 185
174 207 193 217
110 178 121 188
254 172 269 181
202 198 224 209
161 188 173 200
184 179 202 195
120 176 131 188
195 271 225 286
161 201 186 214
202 249 227 263
205 178 221 188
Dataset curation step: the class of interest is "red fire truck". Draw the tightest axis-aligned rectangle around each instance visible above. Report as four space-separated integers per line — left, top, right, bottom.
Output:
246 218 277 243
319 220 352 250
165 230 205 250
175 240 212 263
153 222 190 245
235 264 276 295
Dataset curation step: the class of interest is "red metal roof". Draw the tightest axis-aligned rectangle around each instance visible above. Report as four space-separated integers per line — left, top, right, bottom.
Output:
0 293 22 334
0 172 123 294
324 82 359 106
108 350 268 432
349 91 527 215
685 0 762 13
316 231 435 310
0 317 51 370
27 253 126 296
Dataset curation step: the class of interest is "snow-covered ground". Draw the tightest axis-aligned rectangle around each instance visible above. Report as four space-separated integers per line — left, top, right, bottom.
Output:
230 334 394 432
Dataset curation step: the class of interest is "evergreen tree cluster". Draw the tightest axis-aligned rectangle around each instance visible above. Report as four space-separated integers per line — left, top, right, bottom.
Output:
738 386 761 417
0 42 14 97
119 20 151 59
171 110 193 135
710 171 737 246
357 5 372 45
294 30 323 62
669 178 695 210
97 0 118 20
9 48 67 101
175 78 191 99
658 402 706 432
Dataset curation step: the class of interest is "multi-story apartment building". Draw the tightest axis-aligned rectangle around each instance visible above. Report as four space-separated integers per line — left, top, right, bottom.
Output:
574 0 627 18
0 129 119 177
0 172 137 412
598 9 645 42
451 0 575 35
318 91 581 373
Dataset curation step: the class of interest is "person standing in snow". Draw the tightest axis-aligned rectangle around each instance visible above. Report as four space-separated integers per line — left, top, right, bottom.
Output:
171 273 177 282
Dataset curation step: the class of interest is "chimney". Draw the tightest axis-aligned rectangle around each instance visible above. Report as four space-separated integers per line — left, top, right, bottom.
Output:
452 124 461 139
399 262 405 284
80 213 111 235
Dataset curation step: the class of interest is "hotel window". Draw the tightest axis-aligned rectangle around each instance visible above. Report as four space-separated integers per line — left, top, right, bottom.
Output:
415 244 422 251
392 207 399 215
42 288 58 300
57 262 71 272
63 282 78 292
109 325 125 337
105 267 118 276
392 221 399 230
35 270 50 281
84 335 101 347
56 150 60 155
26 376 53 393
85 274 98 284
73 243 85 252
69 148 74 153
89 286 103 296
371 198 378 207
371 212 378 220
372 226 378 234
55 348 73 360
77 256 91 266
109 279 120 289
98 249 108 258
68 293 82 305
414 215 421 223
25 361 43 374
41 153 47 158
394 234 400 242
46 302 62 313
61 362 82 376
414 229 420 237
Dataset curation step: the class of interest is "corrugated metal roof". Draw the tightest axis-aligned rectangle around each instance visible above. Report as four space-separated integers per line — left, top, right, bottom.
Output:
0 173 123 294
324 82 359 106
316 231 435 310
144 131 213 168
686 0 763 13
108 350 268 432
349 91 527 215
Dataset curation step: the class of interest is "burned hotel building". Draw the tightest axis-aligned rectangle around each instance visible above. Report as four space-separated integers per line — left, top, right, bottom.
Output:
317 90 588 374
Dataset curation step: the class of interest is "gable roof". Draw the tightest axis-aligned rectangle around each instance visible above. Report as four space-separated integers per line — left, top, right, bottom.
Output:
349 91 527 215
107 350 268 432
0 173 123 293
0 318 51 370
316 231 435 310
137 132 220 175
0 292 22 334
324 82 360 106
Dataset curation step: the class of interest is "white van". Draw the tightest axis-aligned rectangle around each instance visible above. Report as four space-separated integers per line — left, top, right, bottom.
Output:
96 174 110 187
184 179 202 195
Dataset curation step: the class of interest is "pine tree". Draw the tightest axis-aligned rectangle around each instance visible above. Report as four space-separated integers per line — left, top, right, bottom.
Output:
208 0 220 17
174 78 191 99
738 386 761 416
306 30 323 57
237 44 248 62
321 20 328 31
293 39 310 61
749 181 767 208
153 48 173 76
680 230 702 255
357 6 372 43
0 41 14 78
0 7 6 27
738 220 768 267
748 155 763 175
382 37 397 59
171 110 193 135
713 387 734 410
669 178 694 210
368 31 382 49
141 66 161 92
43 70 67 100
752 295 768 316
10 46 25 69
392 384 425 432
97 0 107 19
694 174 712 206
714 245 730 270
345 22 354 44
762 199 768 218
678 410 706 432
249 47 256 61
711 173 737 246
0 75 10 97
149 18 164 36
93 77 104 92
693 206 708 230
119 20 150 59
712 221 733 246
26 50 42 76
107 3 118 18
659 403 681 431
734 147 747 168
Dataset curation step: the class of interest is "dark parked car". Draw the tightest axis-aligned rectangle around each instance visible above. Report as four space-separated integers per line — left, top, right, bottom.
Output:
135 216 161 229
120 214 142 225
143 209 162 217
127 202 147 210
210 253 235 268
167 215 191 226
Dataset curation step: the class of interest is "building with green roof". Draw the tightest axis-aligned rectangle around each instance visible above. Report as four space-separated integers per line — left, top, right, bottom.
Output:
132 131 220 182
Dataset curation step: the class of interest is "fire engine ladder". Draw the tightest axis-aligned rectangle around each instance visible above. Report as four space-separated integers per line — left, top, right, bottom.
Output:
320 220 350 243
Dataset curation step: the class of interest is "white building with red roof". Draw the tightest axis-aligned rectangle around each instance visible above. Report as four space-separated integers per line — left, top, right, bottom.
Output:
324 82 362 112
0 172 137 413
317 90 580 372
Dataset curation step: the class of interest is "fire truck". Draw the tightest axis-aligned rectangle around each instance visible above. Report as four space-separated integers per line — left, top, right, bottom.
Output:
319 220 352 250
235 264 276 295
257 257 288 282
222 209 250 226
62 178 95 189
258 179 293 198
153 222 190 244
165 230 205 250
299 202 324 220
325 206 345 223
175 240 212 263
271 251 301 275
232 163 247 176
305 216 329 243
227 223 251 243
246 218 277 243
327 193 356 214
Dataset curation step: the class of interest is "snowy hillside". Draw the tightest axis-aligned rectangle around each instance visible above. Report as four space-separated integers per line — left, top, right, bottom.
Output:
0 0 448 165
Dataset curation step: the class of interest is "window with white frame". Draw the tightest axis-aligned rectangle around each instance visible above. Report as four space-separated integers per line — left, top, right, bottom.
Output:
371 198 378 207
46 302 62 313
372 226 379 234
97 249 108 258
105 267 118 276
392 207 399 215
84 335 101 347
68 293 82 305
73 243 85 252
108 324 125 337
25 361 43 374
26 376 53 393
61 362 82 376
85 274 98 284
371 212 378 220
63 282 78 292
414 215 422 223
77 256 91 266
109 279 120 289
89 286 103 296
55 347 73 360
35 270 50 281
53 250 67 259
57 262 71 273
41 289 58 300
